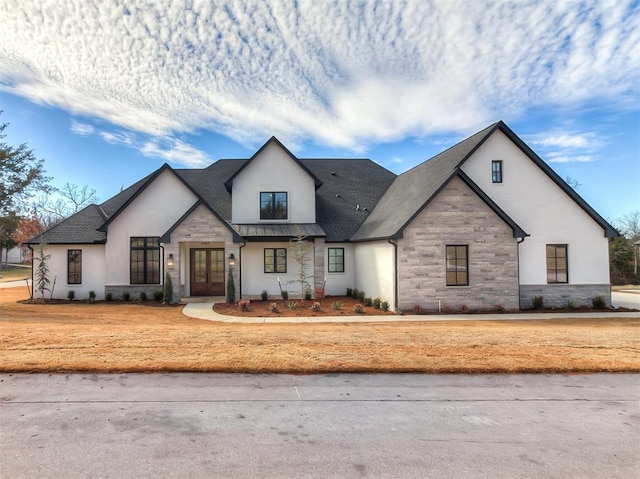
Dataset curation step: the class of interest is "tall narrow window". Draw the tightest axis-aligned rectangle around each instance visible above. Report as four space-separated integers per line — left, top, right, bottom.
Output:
546 244 568 284
264 248 287 273
130 237 160 284
446 245 469 286
260 192 288 220
328 248 345 273
492 160 503 183
67 249 82 284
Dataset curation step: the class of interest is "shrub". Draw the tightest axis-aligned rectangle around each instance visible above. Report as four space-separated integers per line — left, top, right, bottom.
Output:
364 297 372 307
153 291 164 302
304 289 312 301
592 296 606 309
352 288 359 299
281 290 289 300
459 304 468 313
532 296 544 309
311 301 321 312
357 290 365 302
346 288 353 297
237 300 250 312
269 303 279 313
353 304 363 313
88 290 96 303
67 290 75 301
226 269 236 303
381 301 390 312
331 301 342 310
105 292 113 302
495 304 505 313
373 297 382 309
122 292 130 301
562 300 576 310
286 301 298 310
139 291 147 302
413 304 423 315
261 290 269 301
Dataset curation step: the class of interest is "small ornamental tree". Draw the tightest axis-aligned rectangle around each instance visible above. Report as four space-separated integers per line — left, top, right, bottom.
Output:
163 271 174 304
34 240 51 299
226 268 236 303
289 232 313 300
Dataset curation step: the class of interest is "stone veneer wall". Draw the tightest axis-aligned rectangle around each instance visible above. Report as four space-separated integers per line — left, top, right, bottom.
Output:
397 177 520 312
520 284 611 309
104 285 163 301
163 204 237 302
313 237 325 297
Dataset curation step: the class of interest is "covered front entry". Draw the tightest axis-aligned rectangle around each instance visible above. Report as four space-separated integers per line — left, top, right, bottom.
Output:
190 248 225 296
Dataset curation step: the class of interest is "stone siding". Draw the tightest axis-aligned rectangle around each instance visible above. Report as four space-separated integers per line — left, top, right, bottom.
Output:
313 237 325 297
397 177 519 312
164 204 237 301
520 284 611 309
105 285 162 301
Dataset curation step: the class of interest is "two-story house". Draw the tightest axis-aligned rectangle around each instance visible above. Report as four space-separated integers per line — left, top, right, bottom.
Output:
28 121 617 311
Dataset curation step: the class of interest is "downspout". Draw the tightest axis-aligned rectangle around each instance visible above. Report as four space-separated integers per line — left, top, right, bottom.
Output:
388 238 399 312
516 236 526 310
238 241 247 299
159 244 165 283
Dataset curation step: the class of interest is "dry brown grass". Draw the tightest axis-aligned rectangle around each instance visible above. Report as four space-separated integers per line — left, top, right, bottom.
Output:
1 286 639 374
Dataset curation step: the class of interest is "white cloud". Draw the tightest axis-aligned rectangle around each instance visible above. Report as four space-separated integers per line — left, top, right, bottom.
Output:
70 120 94 136
140 138 211 167
0 0 638 150
547 154 597 164
527 132 604 149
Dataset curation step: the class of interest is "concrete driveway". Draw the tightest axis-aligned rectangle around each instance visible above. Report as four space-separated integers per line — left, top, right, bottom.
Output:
1 373 638 478
612 290 640 310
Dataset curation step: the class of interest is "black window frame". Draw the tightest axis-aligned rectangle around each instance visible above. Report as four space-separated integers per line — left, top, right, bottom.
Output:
260 192 288 220
264 248 287 274
546 244 568 284
130 237 160 285
67 249 82 285
446 245 469 286
328 247 345 273
492 160 503 183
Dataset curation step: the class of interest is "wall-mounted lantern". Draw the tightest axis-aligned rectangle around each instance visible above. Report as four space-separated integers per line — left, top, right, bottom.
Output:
167 253 174 270
228 253 236 269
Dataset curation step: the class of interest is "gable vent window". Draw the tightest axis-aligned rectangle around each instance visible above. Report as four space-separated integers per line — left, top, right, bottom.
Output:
492 160 503 183
260 192 288 220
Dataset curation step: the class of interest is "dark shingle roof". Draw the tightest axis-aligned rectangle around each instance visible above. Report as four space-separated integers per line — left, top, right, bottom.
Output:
352 123 498 241
29 204 107 244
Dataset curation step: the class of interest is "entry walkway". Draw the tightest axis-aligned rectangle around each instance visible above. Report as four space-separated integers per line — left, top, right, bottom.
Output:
182 300 640 323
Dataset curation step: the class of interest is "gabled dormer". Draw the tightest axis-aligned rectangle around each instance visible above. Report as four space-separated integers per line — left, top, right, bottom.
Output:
225 137 322 224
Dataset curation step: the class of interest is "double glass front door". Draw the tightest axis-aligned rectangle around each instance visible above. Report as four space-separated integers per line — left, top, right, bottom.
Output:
190 248 225 296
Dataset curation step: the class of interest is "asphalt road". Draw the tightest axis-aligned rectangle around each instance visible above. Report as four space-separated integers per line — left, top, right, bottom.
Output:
1 373 638 478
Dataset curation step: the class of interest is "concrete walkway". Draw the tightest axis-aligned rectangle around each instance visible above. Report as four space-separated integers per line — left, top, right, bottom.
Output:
182 300 640 323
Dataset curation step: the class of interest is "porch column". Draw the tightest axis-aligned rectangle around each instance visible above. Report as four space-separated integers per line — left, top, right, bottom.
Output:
313 237 325 295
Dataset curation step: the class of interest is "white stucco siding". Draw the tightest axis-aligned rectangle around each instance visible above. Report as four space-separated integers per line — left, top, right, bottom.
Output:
241 242 315 298
461 130 610 285
104 169 197 286
323 243 355 296
231 142 316 224
43 244 106 300
354 241 395 306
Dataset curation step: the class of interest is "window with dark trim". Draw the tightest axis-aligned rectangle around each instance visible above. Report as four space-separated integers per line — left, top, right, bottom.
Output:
67 249 82 284
130 237 160 284
492 160 503 183
260 192 288 220
264 248 287 273
446 245 469 286
328 247 345 273
546 244 568 284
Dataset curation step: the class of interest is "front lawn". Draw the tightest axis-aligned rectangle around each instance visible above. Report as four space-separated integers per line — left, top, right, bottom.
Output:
1 286 639 374
0 266 31 283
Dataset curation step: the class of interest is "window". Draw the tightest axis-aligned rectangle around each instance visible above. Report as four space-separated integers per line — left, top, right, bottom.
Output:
130 237 160 284
446 245 469 286
546 244 568 284
67 249 82 284
492 160 503 183
328 248 345 273
264 248 287 273
260 192 288 220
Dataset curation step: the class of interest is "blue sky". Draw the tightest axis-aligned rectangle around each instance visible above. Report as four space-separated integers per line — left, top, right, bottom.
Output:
0 0 638 223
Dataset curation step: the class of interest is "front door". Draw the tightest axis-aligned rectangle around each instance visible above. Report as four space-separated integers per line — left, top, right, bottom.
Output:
190 248 225 296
